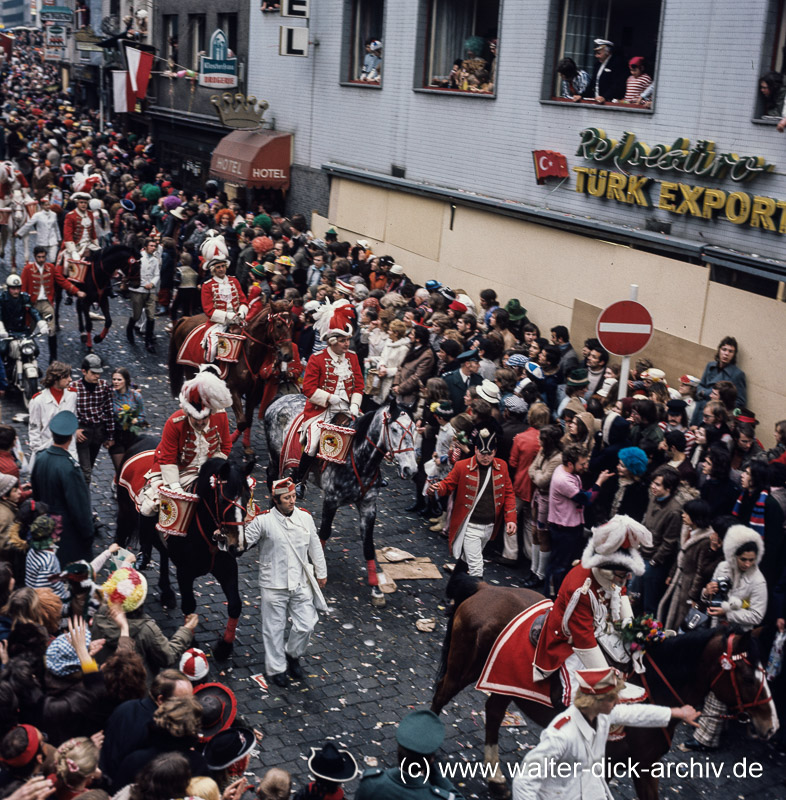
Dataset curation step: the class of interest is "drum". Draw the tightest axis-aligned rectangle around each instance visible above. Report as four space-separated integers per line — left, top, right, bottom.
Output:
156 485 199 536
66 258 89 284
316 421 356 464
0 208 11 226
215 332 244 362
24 200 38 218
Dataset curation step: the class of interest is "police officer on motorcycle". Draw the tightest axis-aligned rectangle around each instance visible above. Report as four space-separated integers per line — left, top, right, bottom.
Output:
0 274 46 365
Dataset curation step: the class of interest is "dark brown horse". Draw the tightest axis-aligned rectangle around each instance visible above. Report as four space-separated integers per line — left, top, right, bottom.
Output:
168 300 295 451
432 573 778 799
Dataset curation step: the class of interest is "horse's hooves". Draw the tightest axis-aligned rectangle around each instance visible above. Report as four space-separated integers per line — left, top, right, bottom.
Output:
370 589 386 608
213 637 234 661
159 589 177 609
94 333 105 344
488 780 510 799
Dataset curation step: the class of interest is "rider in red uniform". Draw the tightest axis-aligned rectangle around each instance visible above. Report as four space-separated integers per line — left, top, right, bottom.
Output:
139 366 233 516
533 514 652 705
201 255 248 362
61 191 99 262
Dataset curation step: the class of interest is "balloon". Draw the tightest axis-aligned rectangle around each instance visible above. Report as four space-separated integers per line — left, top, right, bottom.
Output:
176 70 187 78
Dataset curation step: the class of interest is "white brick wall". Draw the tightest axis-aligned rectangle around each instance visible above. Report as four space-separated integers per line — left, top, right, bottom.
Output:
247 0 786 264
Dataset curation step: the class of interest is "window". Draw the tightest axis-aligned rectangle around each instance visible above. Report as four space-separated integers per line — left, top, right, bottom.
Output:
163 14 179 64
345 0 384 84
421 0 499 95
549 0 661 108
757 2 786 119
217 13 238 56
189 14 206 71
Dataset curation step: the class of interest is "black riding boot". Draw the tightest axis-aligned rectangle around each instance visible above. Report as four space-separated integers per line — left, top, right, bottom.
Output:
145 320 156 353
293 453 316 499
126 318 135 344
47 336 57 364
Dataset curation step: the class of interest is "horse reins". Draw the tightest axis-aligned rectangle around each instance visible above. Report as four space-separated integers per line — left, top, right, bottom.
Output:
350 412 415 497
194 476 249 569
241 311 293 378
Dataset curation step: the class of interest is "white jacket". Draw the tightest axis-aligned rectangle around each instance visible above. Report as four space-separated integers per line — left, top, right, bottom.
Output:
512 702 671 800
27 387 78 463
245 506 327 606
376 336 410 401
17 209 61 247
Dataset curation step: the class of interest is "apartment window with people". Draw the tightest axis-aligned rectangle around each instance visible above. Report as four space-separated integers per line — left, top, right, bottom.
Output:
549 0 661 109
422 0 499 95
757 3 786 121
189 14 206 71
163 15 179 64
345 0 384 84
217 13 239 56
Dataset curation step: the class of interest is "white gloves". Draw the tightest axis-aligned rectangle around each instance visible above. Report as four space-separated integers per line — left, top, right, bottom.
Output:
349 403 360 417
0 323 7 339
170 483 183 493
35 320 49 336
328 394 342 408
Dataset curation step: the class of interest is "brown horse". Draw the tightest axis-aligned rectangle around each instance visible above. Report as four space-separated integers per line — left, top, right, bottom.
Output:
432 572 778 799
168 300 295 451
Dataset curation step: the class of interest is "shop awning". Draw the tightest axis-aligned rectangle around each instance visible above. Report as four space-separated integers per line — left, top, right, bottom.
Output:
209 130 292 190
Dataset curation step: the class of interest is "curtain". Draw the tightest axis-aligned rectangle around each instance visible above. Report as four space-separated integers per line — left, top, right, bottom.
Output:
563 0 609 75
429 0 476 83
351 0 384 80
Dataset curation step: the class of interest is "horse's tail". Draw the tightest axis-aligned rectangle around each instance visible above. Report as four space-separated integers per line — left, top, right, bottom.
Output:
169 320 185 397
434 571 484 690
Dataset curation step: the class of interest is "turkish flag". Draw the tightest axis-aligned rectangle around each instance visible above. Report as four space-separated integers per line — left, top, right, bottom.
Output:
532 150 569 185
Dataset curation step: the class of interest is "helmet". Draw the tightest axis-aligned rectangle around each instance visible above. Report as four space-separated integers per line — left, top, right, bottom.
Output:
6 274 21 287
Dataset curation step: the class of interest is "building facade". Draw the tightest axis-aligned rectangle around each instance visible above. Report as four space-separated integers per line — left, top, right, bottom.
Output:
246 0 786 438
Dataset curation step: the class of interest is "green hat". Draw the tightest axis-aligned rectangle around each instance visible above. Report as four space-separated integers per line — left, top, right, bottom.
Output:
396 709 445 755
505 298 528 322
253 213 272 233
566 367 590 388
457 348 480 364
49 410 78 437
250 261 266 279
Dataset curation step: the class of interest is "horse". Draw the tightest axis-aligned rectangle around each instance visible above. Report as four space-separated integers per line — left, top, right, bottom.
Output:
431 573 778 799
263 394 418 606
168 301 296 453
0 190 34 271
116 437 257 660
65 243 137 349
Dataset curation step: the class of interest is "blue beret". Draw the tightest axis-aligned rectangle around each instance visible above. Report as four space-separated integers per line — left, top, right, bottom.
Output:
617 447 648 477
49 410 78 437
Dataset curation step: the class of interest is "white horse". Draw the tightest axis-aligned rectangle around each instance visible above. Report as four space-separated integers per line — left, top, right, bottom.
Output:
1 189 36 272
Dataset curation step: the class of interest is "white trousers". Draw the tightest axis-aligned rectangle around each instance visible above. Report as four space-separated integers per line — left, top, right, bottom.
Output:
261 585 319 675
462 521 495 577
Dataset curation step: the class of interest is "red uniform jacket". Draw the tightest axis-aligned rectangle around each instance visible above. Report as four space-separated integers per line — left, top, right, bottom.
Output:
533 564 620 675
62 208 97 248
21 261 79 304
433 456 516 548
201 277 248 322
246 283 267 321
153 410 232 472
302 349 364 422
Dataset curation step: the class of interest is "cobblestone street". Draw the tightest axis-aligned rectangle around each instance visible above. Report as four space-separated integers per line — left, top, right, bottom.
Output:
3 295 785 800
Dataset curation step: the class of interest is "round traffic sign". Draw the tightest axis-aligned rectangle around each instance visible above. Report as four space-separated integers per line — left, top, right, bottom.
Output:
596 300 653 356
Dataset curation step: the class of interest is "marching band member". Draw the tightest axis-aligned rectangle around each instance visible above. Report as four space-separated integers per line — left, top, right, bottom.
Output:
292 311 363 499
201 254 248 363
532 515 652 705
62 191 99 261
139 366 232 516
244 477 327 688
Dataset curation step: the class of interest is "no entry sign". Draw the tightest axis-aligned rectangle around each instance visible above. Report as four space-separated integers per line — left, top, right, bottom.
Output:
596 300 653 356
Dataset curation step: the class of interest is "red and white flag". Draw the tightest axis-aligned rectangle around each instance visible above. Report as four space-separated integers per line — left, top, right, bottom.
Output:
532 150 569 184
124 45 154 100
112 70 133 113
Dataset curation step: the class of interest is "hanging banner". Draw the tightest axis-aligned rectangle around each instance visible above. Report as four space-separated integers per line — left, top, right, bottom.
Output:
199 29 238 88
44 25 66 62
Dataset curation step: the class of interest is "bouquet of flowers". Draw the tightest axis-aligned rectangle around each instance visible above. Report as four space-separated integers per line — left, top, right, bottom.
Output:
118 402 142 435
616 613 665 652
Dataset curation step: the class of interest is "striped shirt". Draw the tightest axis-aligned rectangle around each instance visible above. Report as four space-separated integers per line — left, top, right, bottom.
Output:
624 73 652 102
25 548 68 600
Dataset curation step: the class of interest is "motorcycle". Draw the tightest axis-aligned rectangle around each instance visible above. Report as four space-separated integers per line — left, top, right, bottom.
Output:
2 328 43 408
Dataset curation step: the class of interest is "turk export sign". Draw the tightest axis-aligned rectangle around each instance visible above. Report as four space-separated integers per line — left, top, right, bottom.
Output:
199 29 238 89
574 128 786 235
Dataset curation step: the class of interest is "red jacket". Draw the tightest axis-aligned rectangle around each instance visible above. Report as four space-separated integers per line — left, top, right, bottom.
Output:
433 456 516 548
201 276 248 322
21 261 79 304
153 410 232 472
62 208 97 248
509 427 541 502
302 349 364 423
533 564 622 675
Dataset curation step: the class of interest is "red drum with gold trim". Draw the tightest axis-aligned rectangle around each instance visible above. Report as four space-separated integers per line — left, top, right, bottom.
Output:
24 200 38 218
0 208 11 226
66 258 90 284
156 486 199 536
215 332 244 362
316 421 355 464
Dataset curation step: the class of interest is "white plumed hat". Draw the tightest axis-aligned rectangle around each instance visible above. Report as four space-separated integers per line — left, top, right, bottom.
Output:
179 366 232 419
582 514 652 576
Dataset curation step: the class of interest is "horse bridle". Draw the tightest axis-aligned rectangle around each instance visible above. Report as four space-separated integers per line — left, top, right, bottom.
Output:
365 411 416 463
243 311 293 349
642 632 771 727
195 474 250 566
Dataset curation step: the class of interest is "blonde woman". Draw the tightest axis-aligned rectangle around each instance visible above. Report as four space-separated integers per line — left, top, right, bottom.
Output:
376 319 410 403
52 737 100 800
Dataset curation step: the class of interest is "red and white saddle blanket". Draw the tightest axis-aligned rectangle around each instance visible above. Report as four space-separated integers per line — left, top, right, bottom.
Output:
118 450 156 511
176 321 229 379
280 410 306 476
476 599 562 707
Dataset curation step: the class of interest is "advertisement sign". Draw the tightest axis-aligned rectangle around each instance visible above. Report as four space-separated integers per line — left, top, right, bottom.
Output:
199 29 238 89
44 25 66 62
40 6 73 23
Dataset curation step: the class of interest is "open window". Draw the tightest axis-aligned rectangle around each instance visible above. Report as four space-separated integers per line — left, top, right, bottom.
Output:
163 14 179 64
188 14 206 71
217 13 238 56
421 0 499 95
549 0 661 108
345 0 385 85
757 1 786 119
